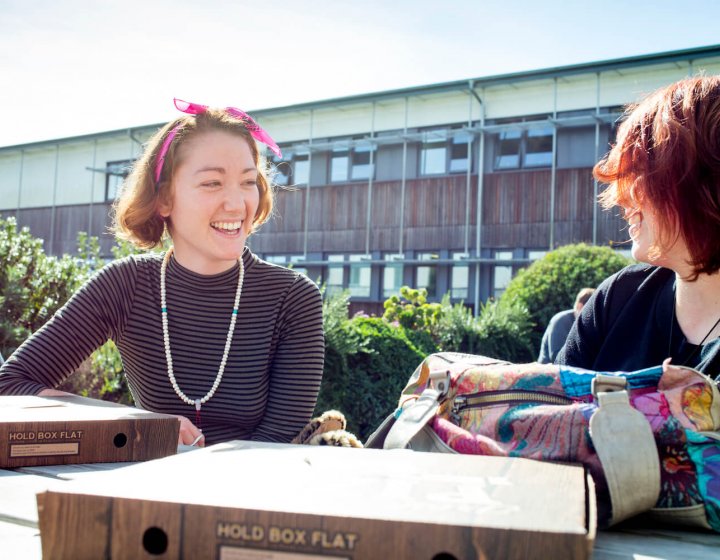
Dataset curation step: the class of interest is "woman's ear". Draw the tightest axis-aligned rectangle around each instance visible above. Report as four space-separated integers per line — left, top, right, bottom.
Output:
156 188 173 218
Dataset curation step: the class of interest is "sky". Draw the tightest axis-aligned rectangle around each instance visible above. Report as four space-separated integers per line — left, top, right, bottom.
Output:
1 0 719 148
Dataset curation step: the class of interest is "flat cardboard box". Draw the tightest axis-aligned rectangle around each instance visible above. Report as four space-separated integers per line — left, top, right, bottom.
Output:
0 395 178 467
37 440 596 559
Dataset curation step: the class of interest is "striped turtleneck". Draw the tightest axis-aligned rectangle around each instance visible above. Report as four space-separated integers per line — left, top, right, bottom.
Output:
0 248 325 445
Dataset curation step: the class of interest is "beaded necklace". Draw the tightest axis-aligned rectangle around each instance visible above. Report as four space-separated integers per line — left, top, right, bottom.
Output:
160 247 244 427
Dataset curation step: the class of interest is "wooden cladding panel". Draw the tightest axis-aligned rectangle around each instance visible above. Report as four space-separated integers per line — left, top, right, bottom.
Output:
5 169 627 256
4 203 115 256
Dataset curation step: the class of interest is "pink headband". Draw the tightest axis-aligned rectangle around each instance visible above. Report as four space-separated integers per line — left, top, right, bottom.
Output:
154 98 282 184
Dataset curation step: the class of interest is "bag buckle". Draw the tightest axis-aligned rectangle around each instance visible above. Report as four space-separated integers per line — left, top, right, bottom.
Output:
429 370 451 397
592 374 627 397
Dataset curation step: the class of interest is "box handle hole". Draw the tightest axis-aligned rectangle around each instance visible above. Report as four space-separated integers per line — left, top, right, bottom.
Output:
143 526 168 555
113 433 128 448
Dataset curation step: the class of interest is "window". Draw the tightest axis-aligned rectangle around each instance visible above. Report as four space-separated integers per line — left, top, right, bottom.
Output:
293 154 310 185
495 130 522 170
524 128 554 167
348 254 371 297
329 142 375 183
416 252 438 297
493 251 513 299
330 148 349 182
451 252 469 299
449 131 472 173
420 138 447 175
527 250 547 261
265 254 307 276
325 254 345 295
383 254 404 298
105 159 133 201
494 127 554 170
351 144 375 181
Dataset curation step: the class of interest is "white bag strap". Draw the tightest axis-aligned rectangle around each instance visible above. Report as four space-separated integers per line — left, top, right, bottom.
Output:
589 374 661 525
383 387 442 450
384 369 450 450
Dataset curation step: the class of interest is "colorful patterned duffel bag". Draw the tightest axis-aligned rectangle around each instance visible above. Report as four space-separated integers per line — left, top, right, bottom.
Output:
367 353 720 530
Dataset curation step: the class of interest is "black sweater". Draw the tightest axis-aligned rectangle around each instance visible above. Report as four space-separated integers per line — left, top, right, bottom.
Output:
557 264 720 381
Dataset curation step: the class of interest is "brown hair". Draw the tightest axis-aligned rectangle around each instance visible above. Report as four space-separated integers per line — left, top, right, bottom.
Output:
113 108 275 249
574 287 595 307
595 75 720 279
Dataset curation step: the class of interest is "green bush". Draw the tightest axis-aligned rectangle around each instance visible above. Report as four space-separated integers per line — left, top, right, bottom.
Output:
499 243 631 352
0 217 97 356
436 298 535 362
316 316 432 441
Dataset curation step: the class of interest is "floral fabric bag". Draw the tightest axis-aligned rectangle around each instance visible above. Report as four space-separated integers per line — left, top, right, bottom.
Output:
367 352 720 530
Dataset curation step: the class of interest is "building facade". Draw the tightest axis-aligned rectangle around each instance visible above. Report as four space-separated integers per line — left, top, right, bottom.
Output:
2 46 719 314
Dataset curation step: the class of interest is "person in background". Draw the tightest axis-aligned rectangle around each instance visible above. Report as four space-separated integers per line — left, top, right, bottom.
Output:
557 76 720 380
0 99 326 445
538 287 595 364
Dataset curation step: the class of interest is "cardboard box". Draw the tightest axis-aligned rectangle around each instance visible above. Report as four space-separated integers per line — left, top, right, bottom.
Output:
0 395 179 467
37 441 595 559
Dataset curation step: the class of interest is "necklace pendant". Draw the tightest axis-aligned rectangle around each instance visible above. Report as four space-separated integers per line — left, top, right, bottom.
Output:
195 400 202 430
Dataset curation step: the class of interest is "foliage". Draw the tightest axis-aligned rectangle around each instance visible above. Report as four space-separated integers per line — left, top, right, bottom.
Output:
316 315 432 441
383 286 442 331
320 288 362 389
0 217 97 356
499 243 631 351
436 297 535 362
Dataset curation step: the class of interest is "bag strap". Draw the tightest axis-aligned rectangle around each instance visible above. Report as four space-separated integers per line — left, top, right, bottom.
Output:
383 387 442 449
384 368 451 450
589 374 661 525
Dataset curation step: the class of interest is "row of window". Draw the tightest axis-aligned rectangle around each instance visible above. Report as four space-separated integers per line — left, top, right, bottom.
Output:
270 126 555 187
103 126 557 199
264 251 550 301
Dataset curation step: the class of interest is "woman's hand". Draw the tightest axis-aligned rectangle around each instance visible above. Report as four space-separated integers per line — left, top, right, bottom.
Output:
175 415 205 447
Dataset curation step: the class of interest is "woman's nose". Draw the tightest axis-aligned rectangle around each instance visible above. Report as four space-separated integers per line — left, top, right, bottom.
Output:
223 184 245 211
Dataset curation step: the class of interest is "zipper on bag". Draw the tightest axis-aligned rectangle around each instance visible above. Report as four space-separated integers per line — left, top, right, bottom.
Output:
451 390 572 423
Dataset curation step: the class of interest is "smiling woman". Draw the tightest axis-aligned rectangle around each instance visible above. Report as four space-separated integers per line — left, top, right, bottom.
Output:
0 100 326 446
557 76 720 380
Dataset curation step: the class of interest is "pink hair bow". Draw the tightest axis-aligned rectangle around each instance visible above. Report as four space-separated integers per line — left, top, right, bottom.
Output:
154 98 282 184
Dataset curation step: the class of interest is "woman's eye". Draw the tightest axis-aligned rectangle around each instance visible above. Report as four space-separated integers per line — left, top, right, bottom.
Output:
201 181 222 188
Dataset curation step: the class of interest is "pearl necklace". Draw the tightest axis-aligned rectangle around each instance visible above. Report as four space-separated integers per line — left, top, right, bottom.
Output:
160 247 244 421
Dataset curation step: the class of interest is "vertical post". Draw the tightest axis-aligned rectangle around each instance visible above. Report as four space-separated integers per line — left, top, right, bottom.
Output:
549 78 558 250
49 144 60 255
15 149 24 219
473 87 485 316
302 110 314 258
464 81 474 255
593 72 600 245
88 139 98 238
398 97 408 256
364 102 376 256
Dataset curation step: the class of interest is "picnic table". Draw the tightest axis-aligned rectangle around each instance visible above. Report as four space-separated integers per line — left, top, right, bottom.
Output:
1 448 718 560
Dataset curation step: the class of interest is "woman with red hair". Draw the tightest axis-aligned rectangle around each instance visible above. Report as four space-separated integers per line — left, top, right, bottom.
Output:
558 76 720 380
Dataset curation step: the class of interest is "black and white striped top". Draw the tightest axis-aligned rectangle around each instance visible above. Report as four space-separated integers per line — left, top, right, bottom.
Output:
0 249 325 445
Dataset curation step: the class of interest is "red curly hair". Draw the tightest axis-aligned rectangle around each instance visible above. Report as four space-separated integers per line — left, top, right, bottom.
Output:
595 75 720 279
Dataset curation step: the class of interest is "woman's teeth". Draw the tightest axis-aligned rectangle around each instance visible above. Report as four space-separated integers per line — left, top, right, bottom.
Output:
211 221 242 232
